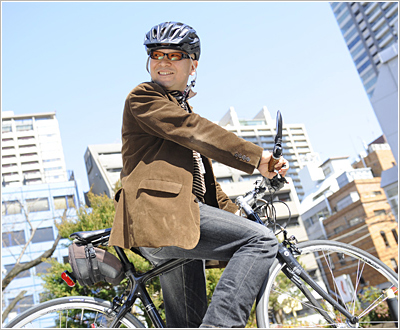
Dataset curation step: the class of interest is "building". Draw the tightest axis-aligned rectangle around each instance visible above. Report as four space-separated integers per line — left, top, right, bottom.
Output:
2 181 80 326
84 144 122 198
300 157 356 240
216 107 315 201
2 111 68 186
330 2 398 98
369 44 398 222
1 111 83 325
324 176 398 275
352 135 396 177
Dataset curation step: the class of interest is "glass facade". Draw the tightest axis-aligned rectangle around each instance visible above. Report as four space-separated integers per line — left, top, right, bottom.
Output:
330 2 398 98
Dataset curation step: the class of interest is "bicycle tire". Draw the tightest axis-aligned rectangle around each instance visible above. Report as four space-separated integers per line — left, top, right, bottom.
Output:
4 296 146 328
256 240 398 328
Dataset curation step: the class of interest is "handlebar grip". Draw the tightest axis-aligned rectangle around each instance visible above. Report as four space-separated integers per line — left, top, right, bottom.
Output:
268 157 280 172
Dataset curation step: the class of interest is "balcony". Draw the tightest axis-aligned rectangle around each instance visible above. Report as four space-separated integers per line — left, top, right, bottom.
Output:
364 2 378 16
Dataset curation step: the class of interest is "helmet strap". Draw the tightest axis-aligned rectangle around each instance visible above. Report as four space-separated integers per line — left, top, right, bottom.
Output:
183 58 197 101
146 57 150 74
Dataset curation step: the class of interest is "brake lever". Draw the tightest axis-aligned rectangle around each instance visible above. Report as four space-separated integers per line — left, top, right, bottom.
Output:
268 110 283 172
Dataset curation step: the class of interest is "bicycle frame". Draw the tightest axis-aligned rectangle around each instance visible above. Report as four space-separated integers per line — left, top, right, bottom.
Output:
110 246 190 328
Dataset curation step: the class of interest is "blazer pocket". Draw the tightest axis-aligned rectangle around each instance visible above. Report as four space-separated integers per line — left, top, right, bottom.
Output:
138 179 182 196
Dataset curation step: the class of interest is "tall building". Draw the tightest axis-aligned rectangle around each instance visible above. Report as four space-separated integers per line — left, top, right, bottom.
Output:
2 111 68 186
330 2 398 98
2 181 80 326
84 144 122 198
216 107 316 201
1 111 83 325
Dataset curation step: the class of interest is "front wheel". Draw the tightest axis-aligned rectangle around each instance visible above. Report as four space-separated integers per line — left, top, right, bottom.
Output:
256 240 398 328
4 296 146 328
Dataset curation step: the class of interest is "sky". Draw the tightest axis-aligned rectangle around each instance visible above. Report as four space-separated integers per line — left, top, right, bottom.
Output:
2 1 383 193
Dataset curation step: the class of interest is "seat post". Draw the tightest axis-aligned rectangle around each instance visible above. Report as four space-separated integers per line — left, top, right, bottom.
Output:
114 246 136 272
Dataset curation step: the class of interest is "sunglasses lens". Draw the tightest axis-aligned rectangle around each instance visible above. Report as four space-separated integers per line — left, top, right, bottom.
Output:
151 51 165 60
168 53 183 61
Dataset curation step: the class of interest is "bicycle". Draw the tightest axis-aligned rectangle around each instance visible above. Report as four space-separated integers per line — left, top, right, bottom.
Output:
4 176 399 328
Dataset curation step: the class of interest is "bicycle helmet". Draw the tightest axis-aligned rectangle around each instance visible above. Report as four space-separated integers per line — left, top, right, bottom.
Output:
144 22 201 60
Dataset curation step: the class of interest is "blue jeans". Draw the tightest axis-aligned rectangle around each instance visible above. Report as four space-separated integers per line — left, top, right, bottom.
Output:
139 202 278 328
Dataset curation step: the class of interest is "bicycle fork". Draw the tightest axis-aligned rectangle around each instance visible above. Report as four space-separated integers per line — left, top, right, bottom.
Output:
277 244 359 327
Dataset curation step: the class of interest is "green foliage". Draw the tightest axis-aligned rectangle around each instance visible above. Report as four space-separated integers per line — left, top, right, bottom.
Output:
357 286 391 325
56 192 115 237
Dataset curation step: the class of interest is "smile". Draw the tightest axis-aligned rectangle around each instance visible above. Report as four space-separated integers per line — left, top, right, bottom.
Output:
159 71 174 76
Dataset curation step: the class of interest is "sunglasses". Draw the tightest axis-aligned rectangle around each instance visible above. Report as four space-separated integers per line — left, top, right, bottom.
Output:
149 50 191 61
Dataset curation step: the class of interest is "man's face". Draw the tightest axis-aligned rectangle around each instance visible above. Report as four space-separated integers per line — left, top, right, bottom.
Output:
149 49 198 92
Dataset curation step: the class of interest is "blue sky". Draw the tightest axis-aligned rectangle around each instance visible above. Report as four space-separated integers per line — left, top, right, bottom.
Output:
2 1 382 193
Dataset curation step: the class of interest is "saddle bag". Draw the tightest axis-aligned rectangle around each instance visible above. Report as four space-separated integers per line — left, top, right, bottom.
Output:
68 242 125 287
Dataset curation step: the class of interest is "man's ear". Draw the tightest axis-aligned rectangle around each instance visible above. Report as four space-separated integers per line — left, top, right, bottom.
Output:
191 60 199 75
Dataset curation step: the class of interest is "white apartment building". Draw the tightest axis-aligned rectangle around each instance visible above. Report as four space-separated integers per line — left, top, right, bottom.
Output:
84 144 123 198
2 111 68 186
330 2 398 98
216 106 315 201
1 111 83 325
300 157 363 240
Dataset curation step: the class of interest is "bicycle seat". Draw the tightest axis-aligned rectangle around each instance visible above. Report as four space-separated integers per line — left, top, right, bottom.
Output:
70 228 111 244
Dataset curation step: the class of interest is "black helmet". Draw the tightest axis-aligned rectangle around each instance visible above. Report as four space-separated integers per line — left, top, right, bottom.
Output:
144 22 201 60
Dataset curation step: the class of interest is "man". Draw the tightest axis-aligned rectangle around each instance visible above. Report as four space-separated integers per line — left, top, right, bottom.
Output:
109 21 289 328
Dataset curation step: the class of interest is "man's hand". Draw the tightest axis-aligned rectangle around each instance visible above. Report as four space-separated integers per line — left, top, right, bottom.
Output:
258 150 289 179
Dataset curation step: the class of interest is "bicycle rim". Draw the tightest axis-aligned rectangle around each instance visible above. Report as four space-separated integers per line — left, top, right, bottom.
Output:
256 240 398 328
4 296 145 328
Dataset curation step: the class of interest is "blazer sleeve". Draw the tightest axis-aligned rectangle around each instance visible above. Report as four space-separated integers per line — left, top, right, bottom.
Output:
215 180 239 214
124 82 263 175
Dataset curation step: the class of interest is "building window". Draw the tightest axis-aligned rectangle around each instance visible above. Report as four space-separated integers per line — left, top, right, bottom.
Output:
380 231 391 247
26 198 50 213
85 155 93 173
334 225 345 235
391 229 398 244
2 120 12 133
337 253 346 266
2 230 26 247
15 119 33 132
336 192 360 211
35 259 55 275
2 200 22 216
349 217 363 226
53 195 75 210
4 264 31 279
277 193 291 202
323 167 331 177
31 227 54 243
374 209 386 216
8 294 34 314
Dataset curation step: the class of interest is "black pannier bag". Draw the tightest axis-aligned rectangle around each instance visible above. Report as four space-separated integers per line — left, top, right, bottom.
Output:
68 242 125 287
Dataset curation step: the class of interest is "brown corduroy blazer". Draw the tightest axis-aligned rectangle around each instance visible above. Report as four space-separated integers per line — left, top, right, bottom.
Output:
108 82 263 250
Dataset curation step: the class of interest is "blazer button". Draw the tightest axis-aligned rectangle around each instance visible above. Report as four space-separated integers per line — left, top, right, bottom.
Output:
234 153 238 158
246 157 250 162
